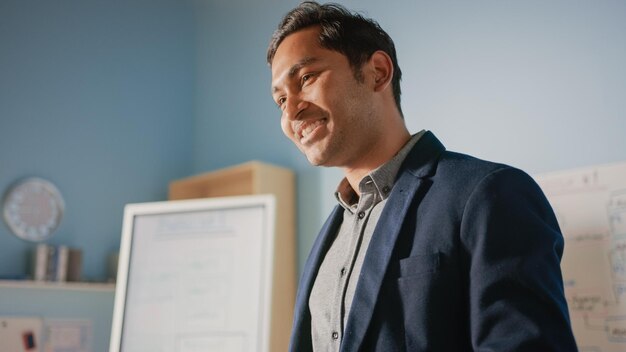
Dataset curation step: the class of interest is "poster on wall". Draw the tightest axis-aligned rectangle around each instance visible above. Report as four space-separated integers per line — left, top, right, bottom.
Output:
535 162 626 352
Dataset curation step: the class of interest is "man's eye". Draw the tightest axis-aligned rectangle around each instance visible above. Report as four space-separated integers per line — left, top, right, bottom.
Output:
277 97 286 108
301 73 315 85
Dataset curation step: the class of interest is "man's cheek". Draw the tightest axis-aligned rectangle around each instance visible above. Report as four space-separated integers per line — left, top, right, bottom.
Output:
280 120 291 139
281 125 299 146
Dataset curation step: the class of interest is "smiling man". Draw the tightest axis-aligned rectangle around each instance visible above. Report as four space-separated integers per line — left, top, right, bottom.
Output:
268 2 577 351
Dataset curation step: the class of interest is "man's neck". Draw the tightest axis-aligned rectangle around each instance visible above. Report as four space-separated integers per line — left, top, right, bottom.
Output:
342 129 411 196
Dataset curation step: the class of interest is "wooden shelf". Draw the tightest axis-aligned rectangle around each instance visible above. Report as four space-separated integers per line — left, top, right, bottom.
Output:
0 280 115 292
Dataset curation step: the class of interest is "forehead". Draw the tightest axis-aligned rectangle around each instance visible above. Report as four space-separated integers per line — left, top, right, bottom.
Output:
271 27 324 75
275 26 322 55
271 26 352 92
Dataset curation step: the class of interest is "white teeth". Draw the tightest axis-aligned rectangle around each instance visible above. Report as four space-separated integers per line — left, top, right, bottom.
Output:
299 120 323 140
302 124 315 137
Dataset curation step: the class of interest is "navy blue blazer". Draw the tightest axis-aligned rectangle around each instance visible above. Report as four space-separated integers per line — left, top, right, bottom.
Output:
289 132 577 351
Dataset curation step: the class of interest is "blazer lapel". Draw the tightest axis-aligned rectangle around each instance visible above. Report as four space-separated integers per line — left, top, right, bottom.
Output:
290 205 344 352
340 131 445 351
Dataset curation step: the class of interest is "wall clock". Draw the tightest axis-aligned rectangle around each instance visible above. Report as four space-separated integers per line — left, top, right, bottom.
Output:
2 177 65 242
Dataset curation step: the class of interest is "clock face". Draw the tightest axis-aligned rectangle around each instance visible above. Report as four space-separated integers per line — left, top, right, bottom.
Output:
2 178 65 242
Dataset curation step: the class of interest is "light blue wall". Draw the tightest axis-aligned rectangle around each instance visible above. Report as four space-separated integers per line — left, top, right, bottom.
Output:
0 0 195 280
382 0 626 174
0 1 195 350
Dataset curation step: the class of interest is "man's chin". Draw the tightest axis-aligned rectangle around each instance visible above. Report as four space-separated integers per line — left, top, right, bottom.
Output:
305 152 327 167
307 157 325 167
306 154 341 168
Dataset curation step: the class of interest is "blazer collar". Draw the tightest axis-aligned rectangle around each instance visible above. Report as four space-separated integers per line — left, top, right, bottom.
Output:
400 130 445 179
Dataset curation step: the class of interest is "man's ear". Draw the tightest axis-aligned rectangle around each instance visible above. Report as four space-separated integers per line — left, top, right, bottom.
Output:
368 50 394 92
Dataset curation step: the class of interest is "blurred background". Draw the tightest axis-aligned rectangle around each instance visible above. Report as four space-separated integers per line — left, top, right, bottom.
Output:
1 0 625 350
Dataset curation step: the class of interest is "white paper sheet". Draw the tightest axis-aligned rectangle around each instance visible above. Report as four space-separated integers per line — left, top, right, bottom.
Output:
536 162 626 351
0 316 43 352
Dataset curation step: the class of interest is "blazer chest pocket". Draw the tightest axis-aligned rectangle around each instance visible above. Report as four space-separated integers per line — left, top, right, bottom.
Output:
397 253 442 278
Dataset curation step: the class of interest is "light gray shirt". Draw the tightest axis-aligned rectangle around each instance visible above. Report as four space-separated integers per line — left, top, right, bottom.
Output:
309 130 425 351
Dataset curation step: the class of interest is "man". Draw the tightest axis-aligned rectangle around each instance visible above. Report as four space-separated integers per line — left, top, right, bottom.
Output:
268 2 577 351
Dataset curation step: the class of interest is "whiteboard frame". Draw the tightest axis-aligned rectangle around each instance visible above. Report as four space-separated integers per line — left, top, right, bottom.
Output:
109 195 276 352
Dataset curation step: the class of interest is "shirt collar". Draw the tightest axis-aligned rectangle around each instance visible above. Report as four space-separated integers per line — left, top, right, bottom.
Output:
335 130 426 211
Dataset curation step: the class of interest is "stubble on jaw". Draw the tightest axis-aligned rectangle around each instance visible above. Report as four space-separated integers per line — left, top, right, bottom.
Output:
303 88 378 168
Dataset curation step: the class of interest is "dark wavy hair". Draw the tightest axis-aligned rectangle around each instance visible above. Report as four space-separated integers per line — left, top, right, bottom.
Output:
267 1 403 114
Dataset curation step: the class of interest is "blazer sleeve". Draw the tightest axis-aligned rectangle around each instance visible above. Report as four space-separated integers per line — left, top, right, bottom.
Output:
460 167 578 351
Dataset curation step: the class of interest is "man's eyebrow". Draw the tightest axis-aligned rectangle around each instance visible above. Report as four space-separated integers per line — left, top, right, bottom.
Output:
273 56 318 93
288 56 318 77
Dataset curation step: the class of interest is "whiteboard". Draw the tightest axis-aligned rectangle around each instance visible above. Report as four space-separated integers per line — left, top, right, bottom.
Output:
535 162 626 352
109 195 275 352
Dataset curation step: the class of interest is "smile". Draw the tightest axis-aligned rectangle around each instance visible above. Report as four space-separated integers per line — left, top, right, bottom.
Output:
296 118 327 142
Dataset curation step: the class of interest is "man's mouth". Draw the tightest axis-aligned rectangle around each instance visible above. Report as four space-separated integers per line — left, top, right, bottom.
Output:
297 118 326 142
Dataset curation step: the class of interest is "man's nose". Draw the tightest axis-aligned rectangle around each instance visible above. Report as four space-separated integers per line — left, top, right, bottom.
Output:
283 96 307 121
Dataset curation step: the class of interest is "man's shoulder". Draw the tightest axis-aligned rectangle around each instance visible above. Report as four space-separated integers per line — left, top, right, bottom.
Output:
401 132 535 189
434 150 543 197
438 149 510 173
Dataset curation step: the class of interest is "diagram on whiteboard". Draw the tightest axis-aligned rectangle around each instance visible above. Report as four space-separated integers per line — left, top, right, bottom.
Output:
535 162 626 352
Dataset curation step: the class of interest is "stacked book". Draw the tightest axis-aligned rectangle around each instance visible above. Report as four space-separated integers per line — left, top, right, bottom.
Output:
31 244 82 282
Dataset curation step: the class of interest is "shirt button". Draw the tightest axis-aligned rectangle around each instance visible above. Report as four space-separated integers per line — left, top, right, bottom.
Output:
332 331 339 340
340 267 346 276
358 211 365 219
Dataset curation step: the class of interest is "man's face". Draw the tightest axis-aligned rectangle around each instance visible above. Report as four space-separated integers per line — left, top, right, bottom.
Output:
271 26 380 168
